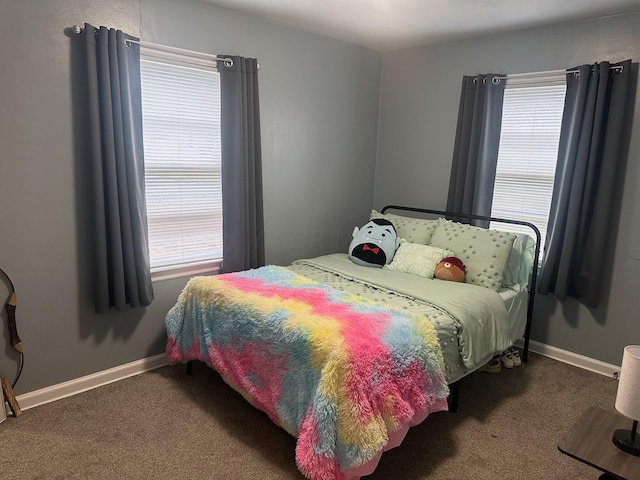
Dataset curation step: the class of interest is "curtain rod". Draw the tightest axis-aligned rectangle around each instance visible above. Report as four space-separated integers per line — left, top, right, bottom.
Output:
71 25 240 68
503 64 623 80
472 64 624 85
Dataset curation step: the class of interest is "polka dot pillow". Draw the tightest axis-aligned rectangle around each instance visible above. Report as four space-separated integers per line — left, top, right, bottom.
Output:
369 210 439 245
429 219 516 291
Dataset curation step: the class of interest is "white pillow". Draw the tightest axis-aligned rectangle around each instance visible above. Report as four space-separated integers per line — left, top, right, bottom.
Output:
384 242 454 278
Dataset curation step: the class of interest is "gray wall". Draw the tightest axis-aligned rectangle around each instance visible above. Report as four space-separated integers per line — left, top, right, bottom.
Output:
375 12 640 365
0 0 381 394
2 0 637 397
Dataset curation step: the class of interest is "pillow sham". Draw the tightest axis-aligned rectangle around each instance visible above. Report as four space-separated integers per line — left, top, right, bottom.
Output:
370 210 439 245
384 242 454 278
429 219 516 291
502 233 536 291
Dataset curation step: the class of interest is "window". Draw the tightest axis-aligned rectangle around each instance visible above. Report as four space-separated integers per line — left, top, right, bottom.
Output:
140 49 223 279
490 73 566 257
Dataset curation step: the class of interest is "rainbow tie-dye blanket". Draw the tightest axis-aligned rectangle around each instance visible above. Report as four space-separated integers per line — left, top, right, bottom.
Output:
165 266 449 480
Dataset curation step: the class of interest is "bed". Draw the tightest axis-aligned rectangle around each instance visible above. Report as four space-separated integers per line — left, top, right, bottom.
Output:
164 205 541 480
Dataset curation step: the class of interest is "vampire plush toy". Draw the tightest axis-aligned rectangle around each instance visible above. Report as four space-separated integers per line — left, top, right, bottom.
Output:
348 218 399 268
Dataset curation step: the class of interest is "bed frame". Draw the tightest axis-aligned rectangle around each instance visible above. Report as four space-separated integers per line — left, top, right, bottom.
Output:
185 205 542 413
380 205 542 412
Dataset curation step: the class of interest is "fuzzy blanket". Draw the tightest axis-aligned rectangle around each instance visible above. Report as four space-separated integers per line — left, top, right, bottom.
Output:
165 266 449 480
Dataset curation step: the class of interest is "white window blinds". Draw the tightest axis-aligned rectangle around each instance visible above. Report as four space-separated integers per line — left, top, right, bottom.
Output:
490 74 566 256
140 53 223 273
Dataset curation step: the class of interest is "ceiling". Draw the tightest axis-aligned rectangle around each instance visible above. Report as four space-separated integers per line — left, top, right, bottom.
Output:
201 0 640 51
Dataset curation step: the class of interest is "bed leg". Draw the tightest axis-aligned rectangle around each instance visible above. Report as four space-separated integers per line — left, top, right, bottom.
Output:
522 336 530 363
186 360 193 375
448 381 460 413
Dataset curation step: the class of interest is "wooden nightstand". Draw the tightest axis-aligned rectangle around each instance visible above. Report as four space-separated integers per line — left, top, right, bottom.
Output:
558 406 640 480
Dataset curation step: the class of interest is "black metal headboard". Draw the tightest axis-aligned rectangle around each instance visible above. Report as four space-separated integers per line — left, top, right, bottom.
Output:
381 205 541 363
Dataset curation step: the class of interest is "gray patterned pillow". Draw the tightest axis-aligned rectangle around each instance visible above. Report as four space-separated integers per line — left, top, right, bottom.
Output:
429 219 516 291
370 210 439 245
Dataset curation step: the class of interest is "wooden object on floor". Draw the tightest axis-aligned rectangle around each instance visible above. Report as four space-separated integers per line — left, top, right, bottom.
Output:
0 376 21 418
558 405 640 480
0 380 5 423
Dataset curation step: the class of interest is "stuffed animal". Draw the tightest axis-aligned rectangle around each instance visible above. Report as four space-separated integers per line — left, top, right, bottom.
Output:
434 256 466 282
348 218 399 268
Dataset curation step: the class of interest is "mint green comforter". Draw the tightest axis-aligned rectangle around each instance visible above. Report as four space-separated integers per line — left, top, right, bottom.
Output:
288 254 513 382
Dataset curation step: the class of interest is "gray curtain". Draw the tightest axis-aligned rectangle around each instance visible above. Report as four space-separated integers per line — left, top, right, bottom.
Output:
217 55 265 273
84 24 153 313
538 59 633 307
447 74 506 223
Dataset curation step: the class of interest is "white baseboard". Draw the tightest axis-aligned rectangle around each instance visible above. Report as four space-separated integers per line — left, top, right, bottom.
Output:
516 339 620 379
13 353 168 412
6 341 620 416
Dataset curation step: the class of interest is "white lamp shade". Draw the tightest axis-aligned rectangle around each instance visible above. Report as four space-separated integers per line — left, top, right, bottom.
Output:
615 345 640 420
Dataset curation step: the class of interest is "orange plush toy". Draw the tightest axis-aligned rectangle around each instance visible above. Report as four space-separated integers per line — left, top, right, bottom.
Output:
434 256 466 283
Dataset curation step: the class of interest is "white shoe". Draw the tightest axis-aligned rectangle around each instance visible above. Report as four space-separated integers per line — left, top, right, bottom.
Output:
479 357 501 373
508 346 522 367
499 350 514 369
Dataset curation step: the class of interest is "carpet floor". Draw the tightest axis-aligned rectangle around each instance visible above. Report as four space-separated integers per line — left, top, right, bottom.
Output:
0 353 618 479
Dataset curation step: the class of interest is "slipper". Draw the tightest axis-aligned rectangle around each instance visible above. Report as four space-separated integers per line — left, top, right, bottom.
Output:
478 357 501 374
499 350 514 369
508 346 522 367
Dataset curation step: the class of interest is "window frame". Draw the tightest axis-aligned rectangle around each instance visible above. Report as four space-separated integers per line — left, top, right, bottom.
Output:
490 72 567 260
139 47 223 282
